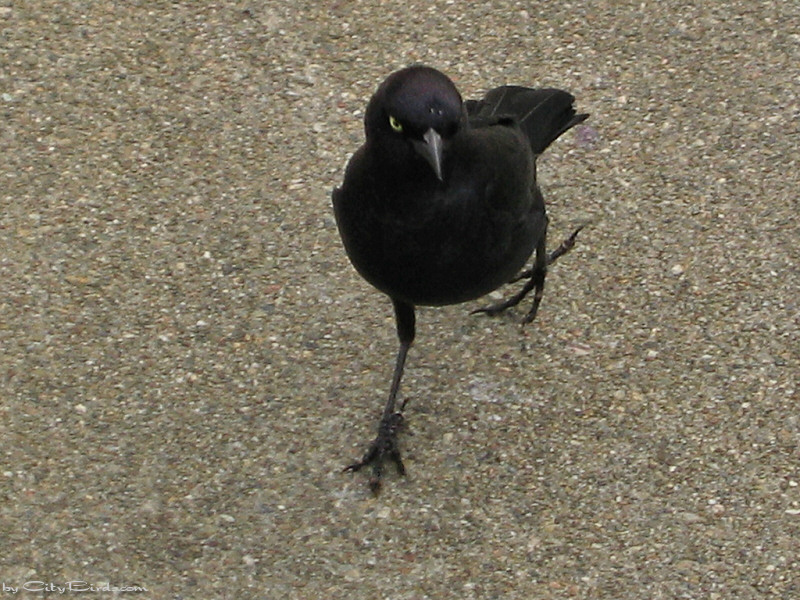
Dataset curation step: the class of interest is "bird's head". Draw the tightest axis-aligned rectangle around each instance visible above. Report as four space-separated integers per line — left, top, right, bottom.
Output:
364 66 464 181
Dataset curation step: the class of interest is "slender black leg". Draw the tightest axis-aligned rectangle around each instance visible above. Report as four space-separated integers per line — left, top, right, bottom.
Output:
471 226 583 324
521 234 548 324
344 298 416 493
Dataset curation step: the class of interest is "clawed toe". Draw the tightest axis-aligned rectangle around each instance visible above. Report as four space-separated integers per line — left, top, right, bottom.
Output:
547 225 584 265
344 401 408 494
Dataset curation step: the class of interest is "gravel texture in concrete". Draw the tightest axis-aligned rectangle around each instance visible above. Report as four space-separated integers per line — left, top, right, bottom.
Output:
1 1 798 598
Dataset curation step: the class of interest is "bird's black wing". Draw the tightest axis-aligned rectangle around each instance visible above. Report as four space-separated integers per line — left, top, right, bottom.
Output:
466 86 588 155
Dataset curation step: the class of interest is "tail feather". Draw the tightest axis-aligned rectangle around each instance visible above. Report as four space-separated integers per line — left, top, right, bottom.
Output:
467 86 589 155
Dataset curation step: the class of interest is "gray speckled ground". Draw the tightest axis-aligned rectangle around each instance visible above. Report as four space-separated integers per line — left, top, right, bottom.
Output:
1 1 798 598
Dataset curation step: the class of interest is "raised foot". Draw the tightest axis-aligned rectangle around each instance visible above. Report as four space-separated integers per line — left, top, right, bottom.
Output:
344 400 408 494
470 269 544 322
471 225 584 324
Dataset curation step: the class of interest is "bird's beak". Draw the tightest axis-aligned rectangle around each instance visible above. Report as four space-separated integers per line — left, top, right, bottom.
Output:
412 128 444 181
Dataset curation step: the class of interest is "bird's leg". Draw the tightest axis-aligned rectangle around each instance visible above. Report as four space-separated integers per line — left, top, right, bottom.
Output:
472 226 583 324
344 299 415 494
520 234 548 324
520 225 583 324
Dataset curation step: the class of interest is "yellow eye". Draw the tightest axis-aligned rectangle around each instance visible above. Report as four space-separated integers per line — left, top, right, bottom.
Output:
389 115 403 133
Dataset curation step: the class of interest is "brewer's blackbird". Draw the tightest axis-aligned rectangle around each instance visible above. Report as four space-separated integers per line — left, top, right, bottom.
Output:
333 65 588 493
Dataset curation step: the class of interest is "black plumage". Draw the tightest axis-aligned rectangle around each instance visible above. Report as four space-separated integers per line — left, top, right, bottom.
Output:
333 66 588 492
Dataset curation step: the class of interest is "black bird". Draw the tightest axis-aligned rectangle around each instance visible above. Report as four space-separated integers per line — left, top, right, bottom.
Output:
333 65 588 492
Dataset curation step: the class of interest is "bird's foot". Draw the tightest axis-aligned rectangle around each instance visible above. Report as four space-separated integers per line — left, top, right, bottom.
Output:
470 275 541 320
471 268 545 323
344 400 409 494
471 226 583 324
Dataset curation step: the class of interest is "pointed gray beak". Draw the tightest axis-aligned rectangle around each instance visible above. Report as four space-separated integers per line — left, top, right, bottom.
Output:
412 128 444 181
